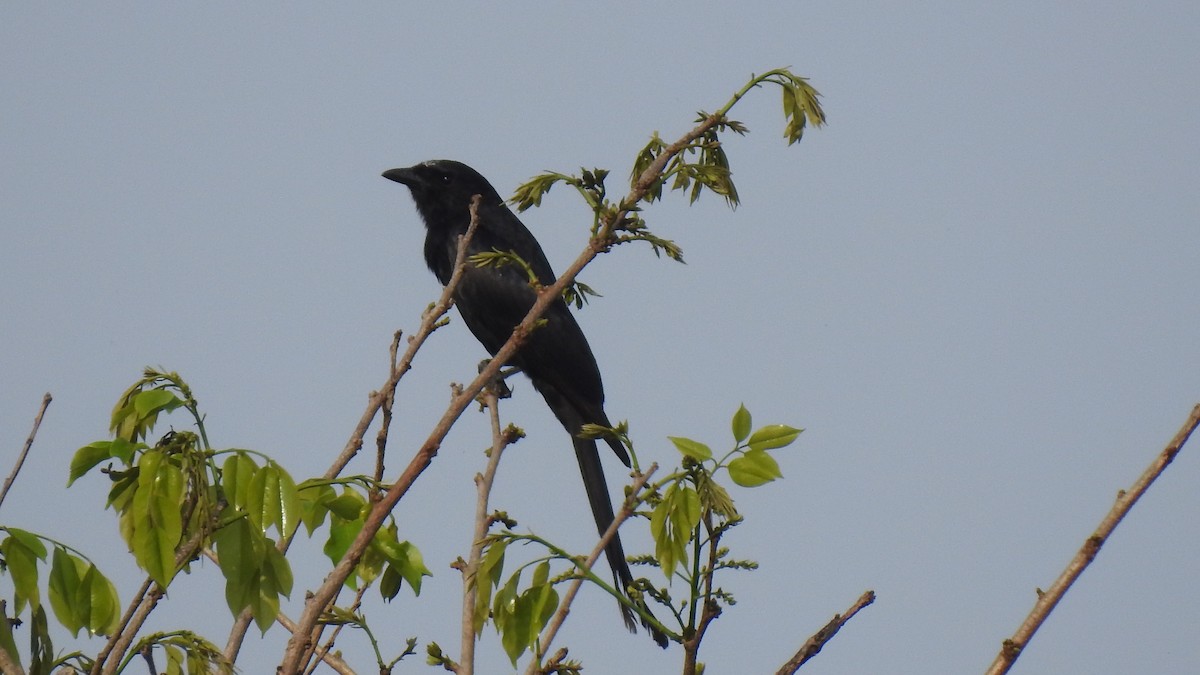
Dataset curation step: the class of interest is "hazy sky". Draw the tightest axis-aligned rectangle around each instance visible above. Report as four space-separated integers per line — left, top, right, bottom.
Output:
2 3 1198 673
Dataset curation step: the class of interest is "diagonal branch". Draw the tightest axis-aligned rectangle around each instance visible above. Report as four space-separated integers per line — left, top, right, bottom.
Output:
0 392 52 512
985 403 1200 675
775 590 875 674
458 379 515 675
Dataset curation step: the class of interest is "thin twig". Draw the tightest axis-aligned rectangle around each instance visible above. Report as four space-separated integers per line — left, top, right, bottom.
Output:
0 392 52 512
460 382 512 675
775 590 876 675
524 465 658 675
301 585 368 675
985 403 1200 675
682 513 724 675
275 613 355 675
375 330 404 491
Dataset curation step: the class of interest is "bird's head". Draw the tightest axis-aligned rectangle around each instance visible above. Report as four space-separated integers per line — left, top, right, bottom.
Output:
382 160 502 231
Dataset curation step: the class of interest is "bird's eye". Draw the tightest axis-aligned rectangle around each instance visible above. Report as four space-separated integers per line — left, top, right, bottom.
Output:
439 173 452 184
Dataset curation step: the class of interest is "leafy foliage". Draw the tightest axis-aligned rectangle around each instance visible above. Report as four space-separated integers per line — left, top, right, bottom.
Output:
2 369 432 673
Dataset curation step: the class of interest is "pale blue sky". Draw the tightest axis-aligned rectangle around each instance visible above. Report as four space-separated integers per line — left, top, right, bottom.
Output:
2 3 1198 673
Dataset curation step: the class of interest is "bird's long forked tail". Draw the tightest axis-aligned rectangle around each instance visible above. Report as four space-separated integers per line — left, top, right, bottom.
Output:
572 434 670 648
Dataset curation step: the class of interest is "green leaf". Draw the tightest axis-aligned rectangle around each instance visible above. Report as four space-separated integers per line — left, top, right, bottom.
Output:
68 441 115 485
164 644 185 675
510 172 569 212
496 571 527 665
525 561 558 630
297 482 336 535
214 517 264 616
668 436 713 461
131 450 184 585
246 465 278 535
77 563 121 637
379 563 403 601
250 578 280 633
728 449 783 487
49 547 86 636
29 605 54 674
731 404 752 443
221 453 259 512
4 527 47 559
650 483 701 577
379 540 431 596
262 545 293 598
322 512 364 569
246 462 298 537
272 463 300 538
747 424 803 451
1 530 44 612
473 538 506 634
325 491 366 520
133 388 183 418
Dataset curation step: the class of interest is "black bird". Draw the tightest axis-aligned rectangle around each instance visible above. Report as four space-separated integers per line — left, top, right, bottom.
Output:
383 160 667 647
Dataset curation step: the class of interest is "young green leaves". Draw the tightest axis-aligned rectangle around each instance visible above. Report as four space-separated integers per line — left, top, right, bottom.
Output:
0 527 121 673
656 403 801 577
670 403 801 488
508 67 824 288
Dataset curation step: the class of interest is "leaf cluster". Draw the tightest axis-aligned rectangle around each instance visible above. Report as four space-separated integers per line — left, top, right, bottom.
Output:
466 537 561 666
507 68 824 300
643 404 802 638
2 369 436 673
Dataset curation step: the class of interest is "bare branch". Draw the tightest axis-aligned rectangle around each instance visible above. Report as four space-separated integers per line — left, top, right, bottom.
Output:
0 392 51 512
459 380 514 674
985 403 1200 675
775 590 876 675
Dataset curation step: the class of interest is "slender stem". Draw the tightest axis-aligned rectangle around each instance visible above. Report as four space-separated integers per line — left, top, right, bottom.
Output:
460 382 510 675
0 393 51 513
775 590 876 674
985 403 1200 675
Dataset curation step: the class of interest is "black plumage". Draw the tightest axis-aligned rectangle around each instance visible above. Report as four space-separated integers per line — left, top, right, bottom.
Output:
383 160 666 647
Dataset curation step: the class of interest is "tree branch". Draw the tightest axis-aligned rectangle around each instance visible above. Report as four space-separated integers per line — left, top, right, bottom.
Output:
985 403 1200 675
775 590 876 674
459 380 514 675
0 392 51 513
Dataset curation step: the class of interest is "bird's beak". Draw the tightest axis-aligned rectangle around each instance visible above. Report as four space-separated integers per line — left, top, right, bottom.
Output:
382 167 418 186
